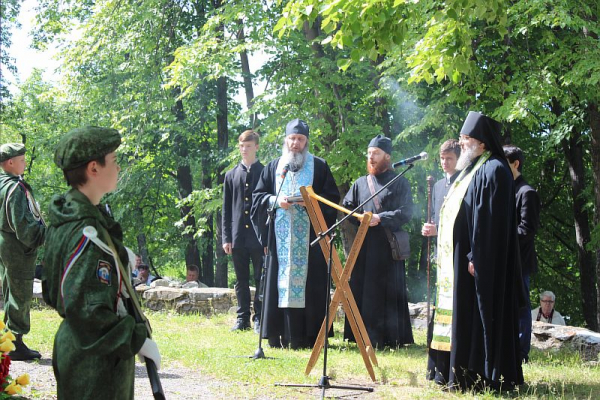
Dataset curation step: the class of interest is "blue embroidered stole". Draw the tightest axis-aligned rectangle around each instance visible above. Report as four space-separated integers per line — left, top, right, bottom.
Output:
274 154 314 308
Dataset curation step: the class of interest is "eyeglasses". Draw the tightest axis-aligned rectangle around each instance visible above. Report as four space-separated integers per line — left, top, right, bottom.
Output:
540 300 555 303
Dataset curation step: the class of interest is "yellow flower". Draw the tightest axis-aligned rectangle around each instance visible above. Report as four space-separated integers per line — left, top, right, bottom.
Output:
0 340 15 353
0 331 16 343
4 382 22 395
0 321 5 330
15 373 30 386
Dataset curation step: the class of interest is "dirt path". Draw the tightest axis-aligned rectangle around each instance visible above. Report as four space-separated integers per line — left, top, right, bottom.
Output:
10 357 222 399
9 356 390 399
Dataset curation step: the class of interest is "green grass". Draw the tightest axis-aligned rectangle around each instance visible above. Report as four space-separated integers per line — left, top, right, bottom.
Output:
19 308 600 399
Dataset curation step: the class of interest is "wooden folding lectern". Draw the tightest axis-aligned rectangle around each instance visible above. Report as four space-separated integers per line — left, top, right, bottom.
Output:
300 185 379 381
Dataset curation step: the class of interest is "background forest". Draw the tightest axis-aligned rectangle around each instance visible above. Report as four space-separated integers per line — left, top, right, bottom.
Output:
1 0 599 332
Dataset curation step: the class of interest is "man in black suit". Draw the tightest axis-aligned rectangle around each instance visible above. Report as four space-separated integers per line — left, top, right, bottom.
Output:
222 130 265 332
504 145 541 363
421 139 461 237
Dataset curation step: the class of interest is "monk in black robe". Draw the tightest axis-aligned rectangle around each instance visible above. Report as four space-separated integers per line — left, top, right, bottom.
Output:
342 135 414 348
251 119 339 349
427 111 524 391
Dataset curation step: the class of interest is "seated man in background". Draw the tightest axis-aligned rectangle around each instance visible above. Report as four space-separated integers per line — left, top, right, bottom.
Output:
531 291 566 325
185 264 201 283
136 263 155 286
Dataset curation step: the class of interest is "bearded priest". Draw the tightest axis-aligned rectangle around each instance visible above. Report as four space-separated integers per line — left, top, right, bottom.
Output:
251 119 339 350
426 112 525 392
342 135 414 349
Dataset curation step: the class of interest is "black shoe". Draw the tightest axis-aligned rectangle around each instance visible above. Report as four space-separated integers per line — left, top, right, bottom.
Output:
10 335 41 361
230 318 251 332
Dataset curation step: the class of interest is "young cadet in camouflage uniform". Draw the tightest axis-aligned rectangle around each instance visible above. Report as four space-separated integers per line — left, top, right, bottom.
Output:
42 127 161 399
0 143 46 360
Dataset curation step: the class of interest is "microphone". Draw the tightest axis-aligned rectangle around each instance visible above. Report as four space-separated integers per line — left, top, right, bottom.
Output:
280 164 290 178
392 152 428 168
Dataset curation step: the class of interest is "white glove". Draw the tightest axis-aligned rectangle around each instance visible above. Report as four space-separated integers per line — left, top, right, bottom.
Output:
138 338 161 371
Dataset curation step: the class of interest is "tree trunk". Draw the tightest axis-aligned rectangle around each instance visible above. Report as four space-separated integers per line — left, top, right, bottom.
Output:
237 21 256 127
562 131 598 331
200 152 215 287
214 13 229 287
177 163 202 268
136 232 149 264
172 94 202 274
215 210 227 287
134 207 150 263
588 101 600 330
202 214 215 286
214 76 229 288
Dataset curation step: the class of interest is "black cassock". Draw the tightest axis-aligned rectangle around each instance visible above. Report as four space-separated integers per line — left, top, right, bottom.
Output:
251 156 339 349
342 170 414 348
427 155 525 390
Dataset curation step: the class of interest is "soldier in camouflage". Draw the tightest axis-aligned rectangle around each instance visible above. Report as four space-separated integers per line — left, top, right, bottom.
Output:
42 127 161 399
0 143 46 361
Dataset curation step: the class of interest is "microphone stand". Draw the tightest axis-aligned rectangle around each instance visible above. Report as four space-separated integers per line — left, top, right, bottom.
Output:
250 167 289 359
276 231 373 397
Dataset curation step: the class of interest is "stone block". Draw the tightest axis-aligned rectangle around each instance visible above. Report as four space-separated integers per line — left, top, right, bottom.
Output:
532 321 600 361
187 288 235 302
143 287 189 302
150 279 171 288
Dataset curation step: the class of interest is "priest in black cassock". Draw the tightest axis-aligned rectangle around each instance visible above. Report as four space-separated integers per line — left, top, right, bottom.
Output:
342 135 414 348
427 111 524 391
251 119 339 349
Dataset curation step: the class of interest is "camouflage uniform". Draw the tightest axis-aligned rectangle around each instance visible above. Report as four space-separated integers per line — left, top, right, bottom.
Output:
0 144 46 354
42 127 147 399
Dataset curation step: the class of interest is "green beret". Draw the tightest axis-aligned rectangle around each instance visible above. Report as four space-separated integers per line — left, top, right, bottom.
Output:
54 126 121 171
0 143 26 162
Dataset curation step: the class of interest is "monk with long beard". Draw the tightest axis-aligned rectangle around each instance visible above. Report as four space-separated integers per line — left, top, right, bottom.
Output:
343 135 414 348
251 119 339 349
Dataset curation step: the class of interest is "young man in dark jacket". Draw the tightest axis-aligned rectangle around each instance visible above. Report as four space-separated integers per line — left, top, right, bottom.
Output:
222 130 264 332
504 145 541 363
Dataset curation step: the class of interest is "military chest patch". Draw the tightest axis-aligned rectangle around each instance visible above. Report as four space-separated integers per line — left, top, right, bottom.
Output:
96 260 112 285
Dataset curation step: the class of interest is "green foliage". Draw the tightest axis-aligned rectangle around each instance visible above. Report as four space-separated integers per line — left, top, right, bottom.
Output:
3 0 598 325
0 0 21 103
